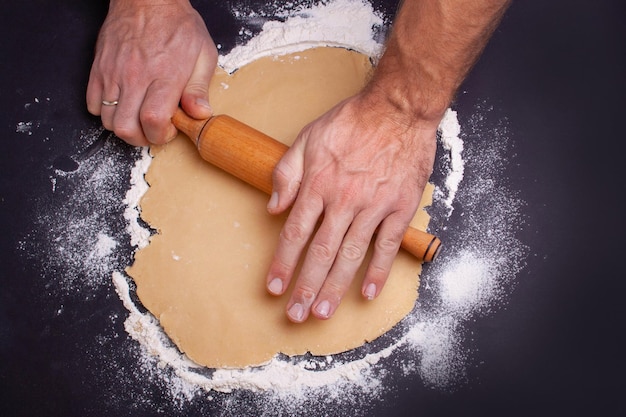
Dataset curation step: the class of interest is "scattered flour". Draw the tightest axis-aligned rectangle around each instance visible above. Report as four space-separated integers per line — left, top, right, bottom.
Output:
110 0 527 406
21 128 131 294
16 121 34 135
19 0 528 414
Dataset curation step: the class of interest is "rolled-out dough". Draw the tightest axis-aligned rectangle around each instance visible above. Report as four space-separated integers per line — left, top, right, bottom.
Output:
127 47 433 368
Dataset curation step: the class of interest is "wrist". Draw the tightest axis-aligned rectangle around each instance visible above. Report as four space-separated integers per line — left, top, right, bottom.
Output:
366 72 451 127
362 59 451 131
365 34 453 125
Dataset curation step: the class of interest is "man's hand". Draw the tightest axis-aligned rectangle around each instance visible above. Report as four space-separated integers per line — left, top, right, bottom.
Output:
265 0 510 323
86 0 217 146
265 92 438 323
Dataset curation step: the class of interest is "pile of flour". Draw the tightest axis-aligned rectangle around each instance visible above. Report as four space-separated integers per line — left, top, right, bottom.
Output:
219 0 385 73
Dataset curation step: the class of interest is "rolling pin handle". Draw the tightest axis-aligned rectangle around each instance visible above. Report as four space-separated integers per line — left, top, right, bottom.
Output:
172 108 211 145
400 226 442 262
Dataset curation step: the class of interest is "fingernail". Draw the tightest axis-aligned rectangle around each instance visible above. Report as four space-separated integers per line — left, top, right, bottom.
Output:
196 97 211 110
268 278 283 295
288 303 305 322
364 283 377 300
315 300 331 318
267 191 279 210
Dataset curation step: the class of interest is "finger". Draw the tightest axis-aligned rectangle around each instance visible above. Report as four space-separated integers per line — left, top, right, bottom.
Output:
100 83 124 136
138 79 181 145
361 213 411 300
105 83 152 147
283 209 353 323
180 42 217 120
266 135 306 214
265 192 322 300
86 67 104 116
310 212 379 319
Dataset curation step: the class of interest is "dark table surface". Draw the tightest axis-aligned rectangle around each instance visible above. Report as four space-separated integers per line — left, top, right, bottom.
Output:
1 1 624 416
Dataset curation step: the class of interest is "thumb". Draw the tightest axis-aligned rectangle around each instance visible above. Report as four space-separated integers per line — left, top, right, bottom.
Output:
180 44 216 119
267 136 306 214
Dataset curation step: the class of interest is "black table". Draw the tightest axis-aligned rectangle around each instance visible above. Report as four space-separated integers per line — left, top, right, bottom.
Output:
1 1 623 416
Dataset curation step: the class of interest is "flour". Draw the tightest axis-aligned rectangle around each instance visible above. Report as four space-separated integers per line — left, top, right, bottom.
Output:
19 0 527 414
123 147 152 249
437 109 464 216
93 233 118 258
110 0 527 409
16 121 34 135
219 0 384 73
22 127 132 294
438 251 497 312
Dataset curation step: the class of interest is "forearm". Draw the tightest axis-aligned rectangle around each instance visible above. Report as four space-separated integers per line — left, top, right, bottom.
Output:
105 0 195 24
109 0 191 8
369 0 511 122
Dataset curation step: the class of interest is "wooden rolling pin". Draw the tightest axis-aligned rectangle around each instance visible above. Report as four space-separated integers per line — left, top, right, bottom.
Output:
172 108 441 262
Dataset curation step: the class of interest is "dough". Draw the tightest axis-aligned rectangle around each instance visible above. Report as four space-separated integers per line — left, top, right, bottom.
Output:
127 47 433 368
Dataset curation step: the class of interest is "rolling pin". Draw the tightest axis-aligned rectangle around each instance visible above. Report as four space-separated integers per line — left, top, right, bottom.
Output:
172 108 441 262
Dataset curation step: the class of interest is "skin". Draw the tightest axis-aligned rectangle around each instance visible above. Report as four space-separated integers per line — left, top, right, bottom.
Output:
86 0 217 145
87 0 510 323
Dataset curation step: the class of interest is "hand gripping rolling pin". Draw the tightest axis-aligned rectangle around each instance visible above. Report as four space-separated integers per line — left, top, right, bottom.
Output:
172 108 441 262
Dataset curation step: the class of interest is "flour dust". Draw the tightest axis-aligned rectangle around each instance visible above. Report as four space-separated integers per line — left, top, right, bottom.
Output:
18 1 528 415
21 128 133 296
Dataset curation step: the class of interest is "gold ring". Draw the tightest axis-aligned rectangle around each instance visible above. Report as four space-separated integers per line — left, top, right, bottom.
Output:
102 100 119 106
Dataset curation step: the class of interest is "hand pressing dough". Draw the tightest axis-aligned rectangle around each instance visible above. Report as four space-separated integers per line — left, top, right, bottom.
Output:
127 47 433 368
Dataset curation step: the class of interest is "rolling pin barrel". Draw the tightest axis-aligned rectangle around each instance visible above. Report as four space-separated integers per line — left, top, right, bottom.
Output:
172 109 441 262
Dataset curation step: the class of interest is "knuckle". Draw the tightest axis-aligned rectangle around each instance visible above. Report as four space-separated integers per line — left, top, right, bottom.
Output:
367 264 391 283
376 236 400 255
339 185 360 202
281 222 306 244
339 242 365 262
322 281 348 300
270 259 291 277
185 81 209 94
113 123 146 147
139 109 166 128
122 54 144 80
308 241 334 263
273 159 302 194
376 221 407 255
273 160 293 181
292 285 317 303
113 125 137 142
